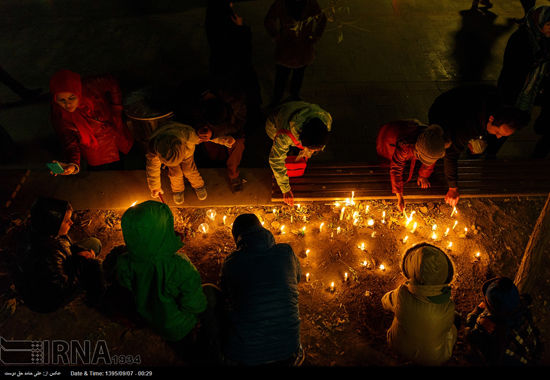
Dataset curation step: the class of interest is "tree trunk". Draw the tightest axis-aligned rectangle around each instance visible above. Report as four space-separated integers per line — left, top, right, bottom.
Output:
514 193 550 295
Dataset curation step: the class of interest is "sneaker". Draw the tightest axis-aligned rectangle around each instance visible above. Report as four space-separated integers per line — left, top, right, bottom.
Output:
173 191 184 205
230 177 243 193
194 186 207 201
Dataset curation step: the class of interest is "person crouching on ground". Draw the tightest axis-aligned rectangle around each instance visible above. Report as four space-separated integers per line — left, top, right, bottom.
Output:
376 120 450 212
105 201 222 362
49 69 134 175
146 121 234 205
16 197 105 313
465 277 542 366
381 243 457 366
266 101 332 207
220 213 304 366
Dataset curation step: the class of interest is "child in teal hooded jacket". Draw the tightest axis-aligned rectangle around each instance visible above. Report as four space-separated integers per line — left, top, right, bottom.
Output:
112 201 207 342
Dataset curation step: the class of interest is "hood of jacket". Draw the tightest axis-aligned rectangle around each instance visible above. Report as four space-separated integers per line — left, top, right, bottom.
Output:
121 200 183 261
401 243 455 304
236 227 276 253
148 121 197 166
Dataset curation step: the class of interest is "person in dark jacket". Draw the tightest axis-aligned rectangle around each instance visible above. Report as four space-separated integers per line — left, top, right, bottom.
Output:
205 0 263 132
220 213 304 366
376 120 451 212
17 197 105 313
465 277 543 366
265 0 327 106
49 69 134 174
193 84 248 193
498 5 550 158
428 84 530 207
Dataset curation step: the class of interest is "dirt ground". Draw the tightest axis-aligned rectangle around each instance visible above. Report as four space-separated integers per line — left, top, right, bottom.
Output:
1 196 549 367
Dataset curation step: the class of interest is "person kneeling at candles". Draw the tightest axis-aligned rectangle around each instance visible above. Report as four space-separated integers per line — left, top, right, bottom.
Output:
266 101 332 207
381 243 457 366
220 213 304 366
49 69 134 175
16 197 105 313
146 121 234 205
104 201 222 363
376 120 451 212
464 277 542 366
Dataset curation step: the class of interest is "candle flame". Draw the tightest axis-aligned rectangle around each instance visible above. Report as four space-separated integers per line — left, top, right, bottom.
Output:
379 264 386 271
344 272 349 281
206 209 216 220
447 241 453 249
367 219 374 226
411 222 418 233
199 223 209 234
330 281 335 291
444 227 450 236
336 226 341 234
130 201 138 207
451 206 458 217
452 220 458 230
475 251 481 258
431 231 438 240
306 273 310 281
319 222 325 232
432 224 437 231
223 215 227 224
305 249 310 256
371 231 377 238
403 235 409 243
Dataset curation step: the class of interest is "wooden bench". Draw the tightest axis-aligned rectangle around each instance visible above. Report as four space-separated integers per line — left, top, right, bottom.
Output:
271 159 550 202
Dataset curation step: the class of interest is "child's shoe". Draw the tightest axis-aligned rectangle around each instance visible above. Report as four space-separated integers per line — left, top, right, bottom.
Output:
194 186 207 201
173 191 185 205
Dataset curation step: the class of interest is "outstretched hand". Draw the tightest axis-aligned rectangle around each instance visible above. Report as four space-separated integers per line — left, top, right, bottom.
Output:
283 190 294 207
445 187 460 207
396 193 405 213
50 161 77 176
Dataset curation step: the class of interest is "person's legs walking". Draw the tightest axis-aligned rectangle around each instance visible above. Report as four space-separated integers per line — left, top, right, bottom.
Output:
271 64 291 107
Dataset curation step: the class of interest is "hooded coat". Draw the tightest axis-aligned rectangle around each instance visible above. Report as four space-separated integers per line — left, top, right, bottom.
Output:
381 243 457 366
220 221 301 366
265 101 332 193
114 201 207 341
49 70 134 168
18 198 102 313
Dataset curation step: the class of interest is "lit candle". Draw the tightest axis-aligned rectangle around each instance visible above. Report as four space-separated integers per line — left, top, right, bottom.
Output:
280 225 286 234
365 205 370 214
382 211 386 224
379 264 386 271
199 223 209 234
371 231 377 238
444 227 450 237
223 215 227 225
411 222 418 233
206 209 216 221
301 226 307 234
464 227 468 236
306 272 310 282
336 226 341 234
475 251 481 260
431 231 438 240
351 191 355 204
130 201 138 207
432 224 437 231
290 215 293 223
358 242 366 251
362 260 368 267
305 249 310 257
451 206 458 218
344 272 349 282
340 207 346 221
272 208 277 214
319 222 325 232
452 220 458 230
367 219 374 226
447 241 453 249
296 204 301 209
330 282 335 292
405 211 415 227
402 235 409 244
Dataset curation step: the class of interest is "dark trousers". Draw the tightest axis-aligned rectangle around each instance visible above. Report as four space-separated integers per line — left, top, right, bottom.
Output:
271 65 307 106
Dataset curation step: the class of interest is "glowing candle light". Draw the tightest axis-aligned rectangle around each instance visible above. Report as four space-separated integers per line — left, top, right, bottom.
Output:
371 231 377 238
206 209 216 221
330 282 335 292
367 218 374 226
447 241 453 249
402 235 409 244
379 264 386 271
432 224 437 231
351 191 355 204
452 220 458 230
358 242 366 251
365 205 370 214
464 227 468 235
411 222 418 233
344 272 349 282
382 211 386 224
451 206 458 217
340 207 346 221
334 201 341 208
362 260 368 267
405 211 415 227
305 249 310 257
261 221 265 226
301 226 307 234
306 272 310 281
280 225 286 234
431 231 438 240
272 208 277 214
199 223 209 234
336 226 341 234
130 201 138 207
475 251 481 260
223 215 227 225
444 227 450 237
319 222 325 232
296 204 301 209
290 215 293 223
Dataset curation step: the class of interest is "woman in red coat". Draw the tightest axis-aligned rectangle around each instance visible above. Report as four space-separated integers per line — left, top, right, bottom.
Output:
49 69 134 175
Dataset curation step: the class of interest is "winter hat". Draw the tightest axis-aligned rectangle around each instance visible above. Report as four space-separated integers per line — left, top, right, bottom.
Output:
49 69 82 99
30 197 72 237
232 213 264 244
415 124 446 166
482 277 521 317
402 243 454 285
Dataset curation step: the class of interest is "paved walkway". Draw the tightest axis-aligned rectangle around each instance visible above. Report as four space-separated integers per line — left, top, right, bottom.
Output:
0 0 547 211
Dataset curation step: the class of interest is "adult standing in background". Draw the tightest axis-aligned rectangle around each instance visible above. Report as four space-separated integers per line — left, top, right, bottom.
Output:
265 0 327 107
